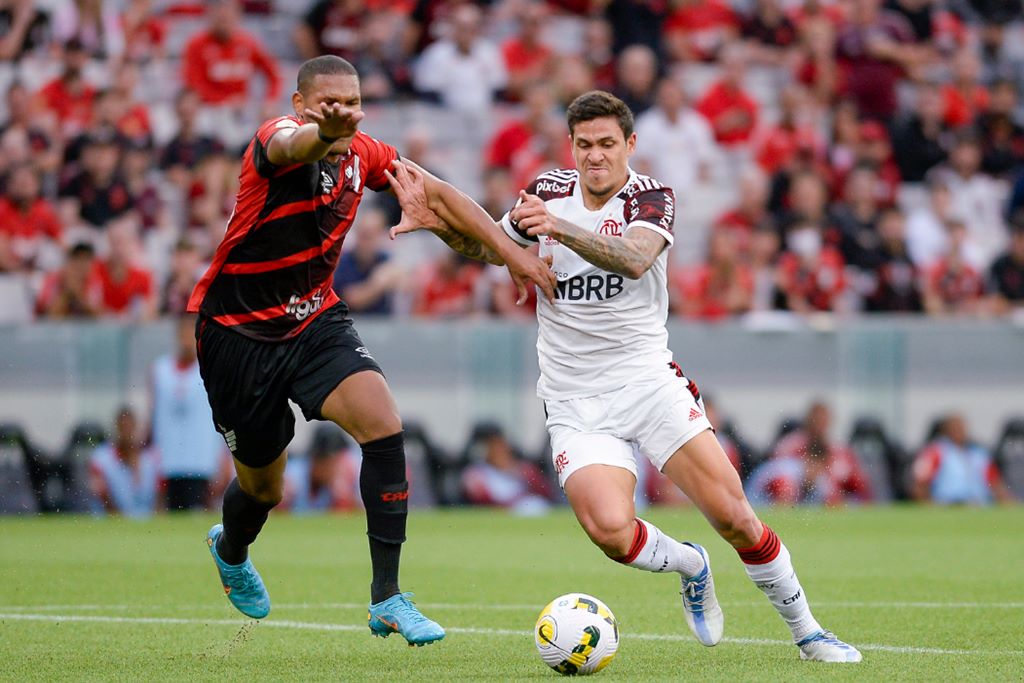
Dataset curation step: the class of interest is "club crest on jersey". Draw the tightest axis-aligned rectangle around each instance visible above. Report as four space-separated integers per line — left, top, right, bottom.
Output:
597 218 622 236
320 170 335 194
285 292 323 321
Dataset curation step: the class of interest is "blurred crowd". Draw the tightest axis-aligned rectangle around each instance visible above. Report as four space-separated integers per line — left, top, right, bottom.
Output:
1 0 1024 321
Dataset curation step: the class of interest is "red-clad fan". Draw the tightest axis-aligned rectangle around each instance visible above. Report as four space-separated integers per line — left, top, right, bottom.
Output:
413 251 482 317
663 0 740 63
776 223 848 312
672 229 754 320
0 164 63 271
94 219 156 320
940 48 990 129
695 44 759 147
187 56 555 639
500 1 555 100
922 219 986 315
36 39 96 139
181 0 281 108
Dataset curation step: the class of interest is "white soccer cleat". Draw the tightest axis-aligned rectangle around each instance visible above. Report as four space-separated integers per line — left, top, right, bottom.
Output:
679 542 724 646
797 630 863 662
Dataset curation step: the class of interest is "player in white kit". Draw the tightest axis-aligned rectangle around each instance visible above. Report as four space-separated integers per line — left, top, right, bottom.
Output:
387 91 860 663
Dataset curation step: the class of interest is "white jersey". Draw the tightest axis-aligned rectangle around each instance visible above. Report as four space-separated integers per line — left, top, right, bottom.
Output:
500 168 676 399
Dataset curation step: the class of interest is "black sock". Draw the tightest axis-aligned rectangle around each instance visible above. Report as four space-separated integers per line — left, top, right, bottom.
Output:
217 478 276 565
359 431 408 604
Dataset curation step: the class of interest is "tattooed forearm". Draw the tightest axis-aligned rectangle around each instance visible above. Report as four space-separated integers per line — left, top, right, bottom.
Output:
433 221 505 265
549 218 662 279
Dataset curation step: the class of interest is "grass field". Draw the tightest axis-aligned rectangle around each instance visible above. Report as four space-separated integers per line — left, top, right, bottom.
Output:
1 506 1022 682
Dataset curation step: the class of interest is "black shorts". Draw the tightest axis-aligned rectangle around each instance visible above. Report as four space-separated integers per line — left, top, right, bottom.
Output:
196 304 383 468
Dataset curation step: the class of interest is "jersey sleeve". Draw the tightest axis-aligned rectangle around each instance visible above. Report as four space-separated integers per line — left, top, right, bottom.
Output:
499 177 541 247
623 187 675 245
252 116 302 177
350 132 400 192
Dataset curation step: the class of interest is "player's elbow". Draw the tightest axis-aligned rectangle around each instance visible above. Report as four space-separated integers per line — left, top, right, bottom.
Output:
621 261 652 280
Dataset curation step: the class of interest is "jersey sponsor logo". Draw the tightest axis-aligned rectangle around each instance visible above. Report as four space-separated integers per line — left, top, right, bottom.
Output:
320 170 335 194
535 179 572 195
555 274 624 302
285 292 324 321
554 450 569 474
598 218 623 236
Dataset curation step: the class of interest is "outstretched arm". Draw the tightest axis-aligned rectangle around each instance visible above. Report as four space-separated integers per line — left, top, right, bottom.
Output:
511 191 667 279
266 103 365 166
387 161 554 302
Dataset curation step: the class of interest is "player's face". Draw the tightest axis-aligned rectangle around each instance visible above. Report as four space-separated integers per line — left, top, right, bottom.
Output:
570 117 636 200
295 74 362 154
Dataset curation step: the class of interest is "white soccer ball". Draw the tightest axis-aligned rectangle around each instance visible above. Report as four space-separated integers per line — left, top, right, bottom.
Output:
534 593 619 676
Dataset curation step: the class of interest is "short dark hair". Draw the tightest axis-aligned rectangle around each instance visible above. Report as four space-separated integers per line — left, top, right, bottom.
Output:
566 90 634 139
297 56 358 94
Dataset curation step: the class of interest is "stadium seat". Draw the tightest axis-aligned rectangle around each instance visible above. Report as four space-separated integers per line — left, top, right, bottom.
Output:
848 417 903 502
993 417 1024 499
0 423 39 514
59 421 107 513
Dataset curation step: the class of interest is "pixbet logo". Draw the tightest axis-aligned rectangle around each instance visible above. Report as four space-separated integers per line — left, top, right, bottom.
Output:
535 179 571 194
285 292 323 321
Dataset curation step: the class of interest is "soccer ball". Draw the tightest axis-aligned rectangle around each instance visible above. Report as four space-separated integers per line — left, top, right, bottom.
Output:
534 593 619 676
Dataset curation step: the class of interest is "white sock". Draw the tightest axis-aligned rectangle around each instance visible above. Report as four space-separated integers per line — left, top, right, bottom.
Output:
739 527 822 643
616 518 705 578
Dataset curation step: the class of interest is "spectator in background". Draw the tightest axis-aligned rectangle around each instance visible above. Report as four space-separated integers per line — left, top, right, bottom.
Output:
941 47 989 129
120 0 167 64
633 75 717 202
414 251 481 317
0 163 63 271
485 83 558 171
696 43 759 148
742 0 799 66
0 82 60 179
672 228 754 320
151 314 226 511
848 120 900 207
350 10 414 101
159 89 229 245
89 406 160 518
181 0 282 149
461 423 553 516
123 141 165 232
862 207 924 312
582 17 616 90
922 219 986 315
832 165 883 270
58 129 134 231
793 17 838 106
500 1 554 101
603 0 667 55
834 0 919 121
551 55 595 108
905 179 984 268
0 0 51 61
293 0 368 62
414 4 506 117
663 0 739 63
775 222 848 313
747 401 872 505
63 88 124 169
161 238 204 315
714 165 773 257
752 85 822 176
987 220 1024 313
35 242 101 318
93 218 156 320
510 113 576 191
749 224 782 310
913 413 1014 504
333 208 401 316
976 79 1024 178
612 44 658 116
108 61 152 149
52 0 125 61
36 38 96 140
285 424 361 513
890 82 949 183
926 132 1008 266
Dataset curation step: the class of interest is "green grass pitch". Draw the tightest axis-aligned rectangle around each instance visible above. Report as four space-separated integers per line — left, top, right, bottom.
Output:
1 506 1022 682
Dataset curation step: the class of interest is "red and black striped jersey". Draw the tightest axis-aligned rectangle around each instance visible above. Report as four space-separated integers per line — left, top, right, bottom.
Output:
187 116 398 341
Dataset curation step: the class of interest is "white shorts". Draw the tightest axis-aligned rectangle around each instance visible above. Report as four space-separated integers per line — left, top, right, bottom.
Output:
545 364 713 488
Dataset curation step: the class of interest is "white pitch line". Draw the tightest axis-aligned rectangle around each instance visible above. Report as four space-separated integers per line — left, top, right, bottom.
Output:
1 612 1020 658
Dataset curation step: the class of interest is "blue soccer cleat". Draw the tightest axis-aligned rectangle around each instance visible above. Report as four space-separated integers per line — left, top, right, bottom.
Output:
679 542 724 646
368 592 445 646
797 630 863 662
206 523 270 619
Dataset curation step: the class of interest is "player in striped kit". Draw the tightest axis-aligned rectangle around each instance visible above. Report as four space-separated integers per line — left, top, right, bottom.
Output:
387 90 861 662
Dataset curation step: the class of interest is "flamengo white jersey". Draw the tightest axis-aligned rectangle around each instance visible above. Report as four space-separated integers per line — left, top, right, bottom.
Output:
500 167 676 399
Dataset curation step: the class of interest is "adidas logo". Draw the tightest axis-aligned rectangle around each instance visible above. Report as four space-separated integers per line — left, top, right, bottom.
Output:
688 408 704 422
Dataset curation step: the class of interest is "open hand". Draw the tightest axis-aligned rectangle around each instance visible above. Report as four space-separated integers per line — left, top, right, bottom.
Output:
304 102 364 141
505 249 556 305
384 161 443 239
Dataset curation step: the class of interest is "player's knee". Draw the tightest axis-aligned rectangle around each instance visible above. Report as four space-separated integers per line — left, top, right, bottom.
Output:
343 412 402 445
580 511 635 557
712 499 761 548
239 479 285 507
